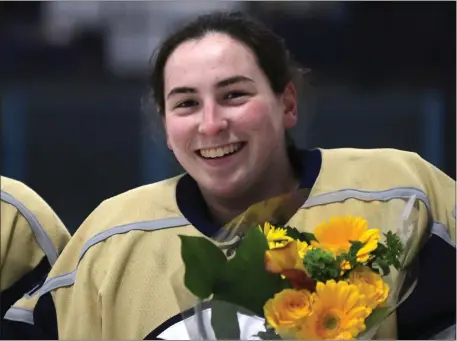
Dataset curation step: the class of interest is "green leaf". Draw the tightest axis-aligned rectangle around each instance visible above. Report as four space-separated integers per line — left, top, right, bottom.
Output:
348 241 364 256
379 262 391 276
384 231 404 269
283 226 316 244
179 235 227 299
341 240 364 268
300 231 317 244
366 231 405 275
282 226 302 240
210 300 241 340
256 329 283 340
215 228 284 316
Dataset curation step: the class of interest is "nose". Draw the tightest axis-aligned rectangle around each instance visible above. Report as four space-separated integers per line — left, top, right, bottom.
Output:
198 104 228 136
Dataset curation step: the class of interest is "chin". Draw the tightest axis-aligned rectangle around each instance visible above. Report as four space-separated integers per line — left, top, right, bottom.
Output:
192 166 253 199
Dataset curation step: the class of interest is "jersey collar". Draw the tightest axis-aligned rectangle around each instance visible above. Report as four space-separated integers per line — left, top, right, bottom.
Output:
176 149 322 237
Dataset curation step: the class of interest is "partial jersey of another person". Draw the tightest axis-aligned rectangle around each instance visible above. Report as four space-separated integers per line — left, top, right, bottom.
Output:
0 176 71 338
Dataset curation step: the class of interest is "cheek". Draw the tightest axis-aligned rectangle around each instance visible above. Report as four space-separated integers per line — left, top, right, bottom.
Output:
165 117 192 150
235 100 281 134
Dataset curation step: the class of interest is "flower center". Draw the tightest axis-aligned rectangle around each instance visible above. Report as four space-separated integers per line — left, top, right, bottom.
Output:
323 314 340 330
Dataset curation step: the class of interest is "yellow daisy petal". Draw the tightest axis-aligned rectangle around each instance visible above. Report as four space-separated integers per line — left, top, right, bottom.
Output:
260 222 292 249
312 216 381 264
298 280 372 340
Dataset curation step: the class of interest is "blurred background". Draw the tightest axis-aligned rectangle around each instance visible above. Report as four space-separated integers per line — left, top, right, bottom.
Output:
1 1 455 233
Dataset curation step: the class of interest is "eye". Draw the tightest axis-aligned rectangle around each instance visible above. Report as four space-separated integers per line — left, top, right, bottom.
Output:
175 99 199 109
224 91 248 100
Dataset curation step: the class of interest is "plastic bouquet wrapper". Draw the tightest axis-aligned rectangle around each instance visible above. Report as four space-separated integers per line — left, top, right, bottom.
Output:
169 189 422 340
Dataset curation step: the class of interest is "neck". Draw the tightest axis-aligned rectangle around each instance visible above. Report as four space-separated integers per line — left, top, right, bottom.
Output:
200 151 300 225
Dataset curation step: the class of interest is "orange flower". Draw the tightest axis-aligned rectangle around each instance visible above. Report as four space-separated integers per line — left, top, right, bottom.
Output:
312 216 380 263
264 289 313 338
265 241 315 291
297 280 372 340
348 266 389 309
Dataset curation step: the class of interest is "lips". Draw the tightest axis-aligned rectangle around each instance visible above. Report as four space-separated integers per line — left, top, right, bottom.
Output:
198 142 245 159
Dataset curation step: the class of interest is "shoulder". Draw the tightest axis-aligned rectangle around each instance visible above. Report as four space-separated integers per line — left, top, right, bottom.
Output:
316 148 455 231
318 148 452 192
84 174 185 234
321 147 426 170
0 176 70 254
1 176 63 222
17 171 197 340
41 175 190 281
64 174 187 257
104 174 183 211
2 176 37 198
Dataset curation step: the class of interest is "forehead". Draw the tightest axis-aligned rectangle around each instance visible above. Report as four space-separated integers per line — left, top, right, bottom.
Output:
164 33 262 88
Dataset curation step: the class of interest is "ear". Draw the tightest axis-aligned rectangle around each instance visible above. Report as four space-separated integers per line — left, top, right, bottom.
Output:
162 116 173 150
281 82 298 129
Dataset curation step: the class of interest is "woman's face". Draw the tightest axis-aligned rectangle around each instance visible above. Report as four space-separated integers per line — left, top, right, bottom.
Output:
163 32 298 198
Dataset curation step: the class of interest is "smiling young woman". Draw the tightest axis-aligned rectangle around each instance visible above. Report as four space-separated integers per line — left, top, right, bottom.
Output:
3 11 455 341
159 31 301 224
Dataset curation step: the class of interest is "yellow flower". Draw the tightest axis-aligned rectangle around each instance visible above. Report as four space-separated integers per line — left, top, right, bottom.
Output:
298 280 372 340
265 240 315 290
259 222 292 249
264 289 313 338
312 216 381 263
265 240 305 273
341 260 351 269
348 266 389 309
340 260 352 275
297 240 311 259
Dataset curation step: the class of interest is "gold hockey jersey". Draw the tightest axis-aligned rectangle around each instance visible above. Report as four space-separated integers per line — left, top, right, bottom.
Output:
3 149 455 340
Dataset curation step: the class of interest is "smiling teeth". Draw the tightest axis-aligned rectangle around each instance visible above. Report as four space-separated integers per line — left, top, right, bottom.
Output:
199 143 242 159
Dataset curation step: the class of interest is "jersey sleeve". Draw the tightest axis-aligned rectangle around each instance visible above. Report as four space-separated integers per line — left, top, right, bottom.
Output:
2 199 111 340
420 154 455 242
395 154 456 339
3 177 184 340
0 177 71 322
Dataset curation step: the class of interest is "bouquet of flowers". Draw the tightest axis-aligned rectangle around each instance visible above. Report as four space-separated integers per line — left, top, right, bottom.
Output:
170 190 419 340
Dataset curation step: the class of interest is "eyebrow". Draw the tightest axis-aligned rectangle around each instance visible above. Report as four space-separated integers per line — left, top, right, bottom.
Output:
166 75 254 99
216 75 254 88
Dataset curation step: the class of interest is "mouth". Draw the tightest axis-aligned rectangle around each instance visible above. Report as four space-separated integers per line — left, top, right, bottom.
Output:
197 142 246 159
